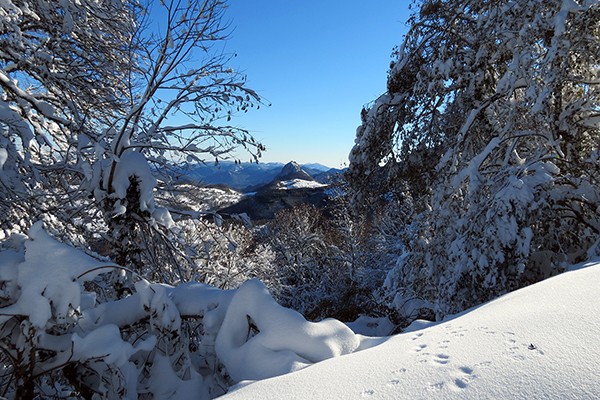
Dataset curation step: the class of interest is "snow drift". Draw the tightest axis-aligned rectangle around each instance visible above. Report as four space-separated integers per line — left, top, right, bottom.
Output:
221 259 600 399
215 279 359 382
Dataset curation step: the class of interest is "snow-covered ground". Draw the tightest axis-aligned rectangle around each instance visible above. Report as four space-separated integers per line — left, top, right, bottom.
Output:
2 224 598 398
221 260 600 399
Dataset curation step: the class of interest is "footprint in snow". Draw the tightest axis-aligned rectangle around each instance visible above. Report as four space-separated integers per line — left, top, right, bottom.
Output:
449 329 468 337
454 378 468 389
434 353 450 365
386 379 402 387
414 343 428 352
427 381 445 391
459 366 473 374
451 365 477 391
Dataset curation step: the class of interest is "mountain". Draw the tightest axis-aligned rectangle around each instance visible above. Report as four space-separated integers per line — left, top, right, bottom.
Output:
174 161 340 191
171 161 344 220
313 167 346 184
217 184 329 220
174 161 283 191
275 161 314 182
301 163 333 176
215 162 333 220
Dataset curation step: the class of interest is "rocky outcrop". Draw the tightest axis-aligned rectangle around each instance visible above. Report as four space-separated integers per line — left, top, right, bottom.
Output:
275 161 314 182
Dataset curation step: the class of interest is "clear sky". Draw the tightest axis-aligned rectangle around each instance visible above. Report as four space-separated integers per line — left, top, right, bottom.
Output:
223 1 412 168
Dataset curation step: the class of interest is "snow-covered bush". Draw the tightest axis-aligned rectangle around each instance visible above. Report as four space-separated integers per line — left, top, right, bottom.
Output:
174 217 279 289
264 202 394 322
0 224 360 399
349 0 600 318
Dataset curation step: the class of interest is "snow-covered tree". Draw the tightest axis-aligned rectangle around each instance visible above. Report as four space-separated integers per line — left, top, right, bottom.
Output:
0 0 135 236
173 217 278 289
263 202 391 321
91 0 265 270
0 0 265 279
349 0 600 318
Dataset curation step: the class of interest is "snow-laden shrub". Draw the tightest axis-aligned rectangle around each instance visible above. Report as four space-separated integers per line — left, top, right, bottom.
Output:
0 224 359 399
175 218 279 290
264 202 393 322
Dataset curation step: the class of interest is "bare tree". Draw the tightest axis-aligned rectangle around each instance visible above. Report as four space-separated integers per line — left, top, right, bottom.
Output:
90 0 265 273
1 0 265 279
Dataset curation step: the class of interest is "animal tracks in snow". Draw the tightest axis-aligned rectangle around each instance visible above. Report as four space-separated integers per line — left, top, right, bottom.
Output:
414 343 428 352
381 324 545 395
361 389 376 397
434 353 450 365
452 365 477 390
426 365 478 392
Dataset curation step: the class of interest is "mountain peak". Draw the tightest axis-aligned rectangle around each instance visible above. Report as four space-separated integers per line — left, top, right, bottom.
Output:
276 161 314 182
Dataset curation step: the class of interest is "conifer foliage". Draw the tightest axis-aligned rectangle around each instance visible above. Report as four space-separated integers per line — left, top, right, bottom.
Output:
348 0 600 317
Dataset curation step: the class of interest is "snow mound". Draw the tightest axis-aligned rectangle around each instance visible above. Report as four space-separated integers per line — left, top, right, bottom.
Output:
221 261 600 399
215 279 359 382
346 315 395 337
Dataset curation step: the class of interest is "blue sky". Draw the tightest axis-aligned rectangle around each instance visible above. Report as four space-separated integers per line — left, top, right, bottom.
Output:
224 1 412 168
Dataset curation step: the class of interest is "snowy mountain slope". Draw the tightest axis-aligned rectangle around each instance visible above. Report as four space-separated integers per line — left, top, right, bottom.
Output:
221 260 600 399
156 184 244 212
276 179 327 190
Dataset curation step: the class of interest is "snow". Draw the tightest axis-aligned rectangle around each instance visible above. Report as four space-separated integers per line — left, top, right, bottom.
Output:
0 147 7 170
0 221 116 328
152 206 175 229
215 279 359 382
109 150 157 212
0 99 34 148
148 354 208 400
157 185 244 213
72 324 156 367
277 179 327 190
346 316 395 337
2 224 598 399
221 260 600 399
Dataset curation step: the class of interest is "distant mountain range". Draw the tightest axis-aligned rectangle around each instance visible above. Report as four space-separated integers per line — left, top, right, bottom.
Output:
173 161 345 191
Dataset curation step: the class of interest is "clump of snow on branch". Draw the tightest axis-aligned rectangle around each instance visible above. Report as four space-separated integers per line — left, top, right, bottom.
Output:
0 222 113 328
